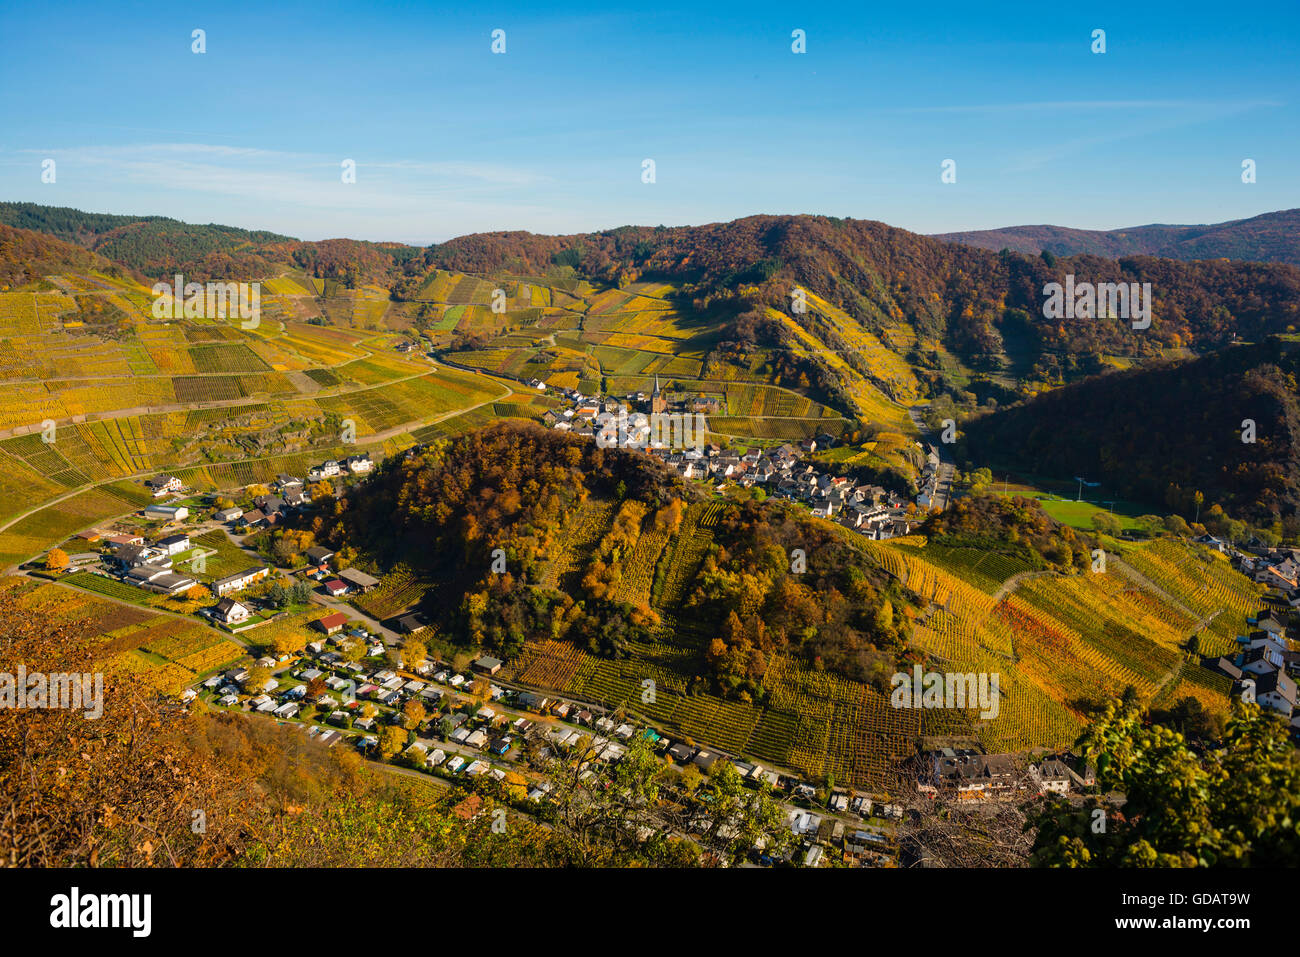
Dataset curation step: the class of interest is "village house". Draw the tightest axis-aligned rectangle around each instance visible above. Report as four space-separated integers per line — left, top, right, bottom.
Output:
155 533 190 556
209 597 251 625
919 749 1024 799
111 542 168 570
515 691 548 712
145 474 183 498
212 565 270 597
253 494 286 518
1029 758 1073 795
304 545 334 567
1255 670 1298 718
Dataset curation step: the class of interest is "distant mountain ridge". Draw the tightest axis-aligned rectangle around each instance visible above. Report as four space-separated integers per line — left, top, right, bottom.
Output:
0 201 297 279
933 209 1300 267
5 202 1300 406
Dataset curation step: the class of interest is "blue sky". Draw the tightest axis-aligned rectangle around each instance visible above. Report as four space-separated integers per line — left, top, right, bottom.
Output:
0 0 1296 243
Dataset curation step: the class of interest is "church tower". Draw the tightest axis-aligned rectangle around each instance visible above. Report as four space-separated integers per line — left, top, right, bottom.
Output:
651 373 667 415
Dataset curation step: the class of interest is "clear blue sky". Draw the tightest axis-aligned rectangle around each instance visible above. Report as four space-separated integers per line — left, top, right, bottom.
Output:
1 0 1296 243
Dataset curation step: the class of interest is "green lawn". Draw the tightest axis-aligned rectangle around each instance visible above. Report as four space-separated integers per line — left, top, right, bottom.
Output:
989 488 1148 531
190 530 259 579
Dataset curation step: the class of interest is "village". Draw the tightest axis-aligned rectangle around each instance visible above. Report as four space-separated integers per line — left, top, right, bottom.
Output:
188 599 1110 867
525 372 936 541
1198 537 1300 728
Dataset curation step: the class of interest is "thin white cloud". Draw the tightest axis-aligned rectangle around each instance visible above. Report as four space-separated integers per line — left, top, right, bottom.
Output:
891 99 1284 114
10 143 544 198
0 141 574 242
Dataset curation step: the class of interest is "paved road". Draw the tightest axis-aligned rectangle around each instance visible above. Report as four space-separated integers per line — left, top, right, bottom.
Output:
908 405 957 510
308 592 402 644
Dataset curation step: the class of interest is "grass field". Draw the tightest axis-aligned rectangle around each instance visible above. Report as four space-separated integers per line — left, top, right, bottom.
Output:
990 488 1150 531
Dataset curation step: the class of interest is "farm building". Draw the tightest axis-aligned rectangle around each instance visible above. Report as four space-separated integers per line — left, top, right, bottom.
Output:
127 568 196 595
322 579 349 597
214 507 243 523
144 504 189 522
397 614 427 634
338 568 380 592
315 612 350 635
472 655 503 675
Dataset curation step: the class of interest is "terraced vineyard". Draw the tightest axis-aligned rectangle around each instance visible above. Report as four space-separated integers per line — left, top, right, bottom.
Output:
4 578 246 695
535 497 617 592
352 565 429 619
1112 538 1262 653
503 501 1261 784
0 268 516 571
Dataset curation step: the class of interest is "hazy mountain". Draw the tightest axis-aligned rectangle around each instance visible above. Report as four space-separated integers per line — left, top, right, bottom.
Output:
933 209 1300 267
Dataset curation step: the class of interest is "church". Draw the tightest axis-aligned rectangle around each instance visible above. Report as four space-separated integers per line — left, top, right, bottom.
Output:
649 373 668 415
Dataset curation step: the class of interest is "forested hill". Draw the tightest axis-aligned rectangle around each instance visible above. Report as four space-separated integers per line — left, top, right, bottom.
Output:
0 223 105 287
961 339 1300 523
288 421 913 693
427 215 1300 367
934 208 1300 267
7 203 1300 372
0 201 296 277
